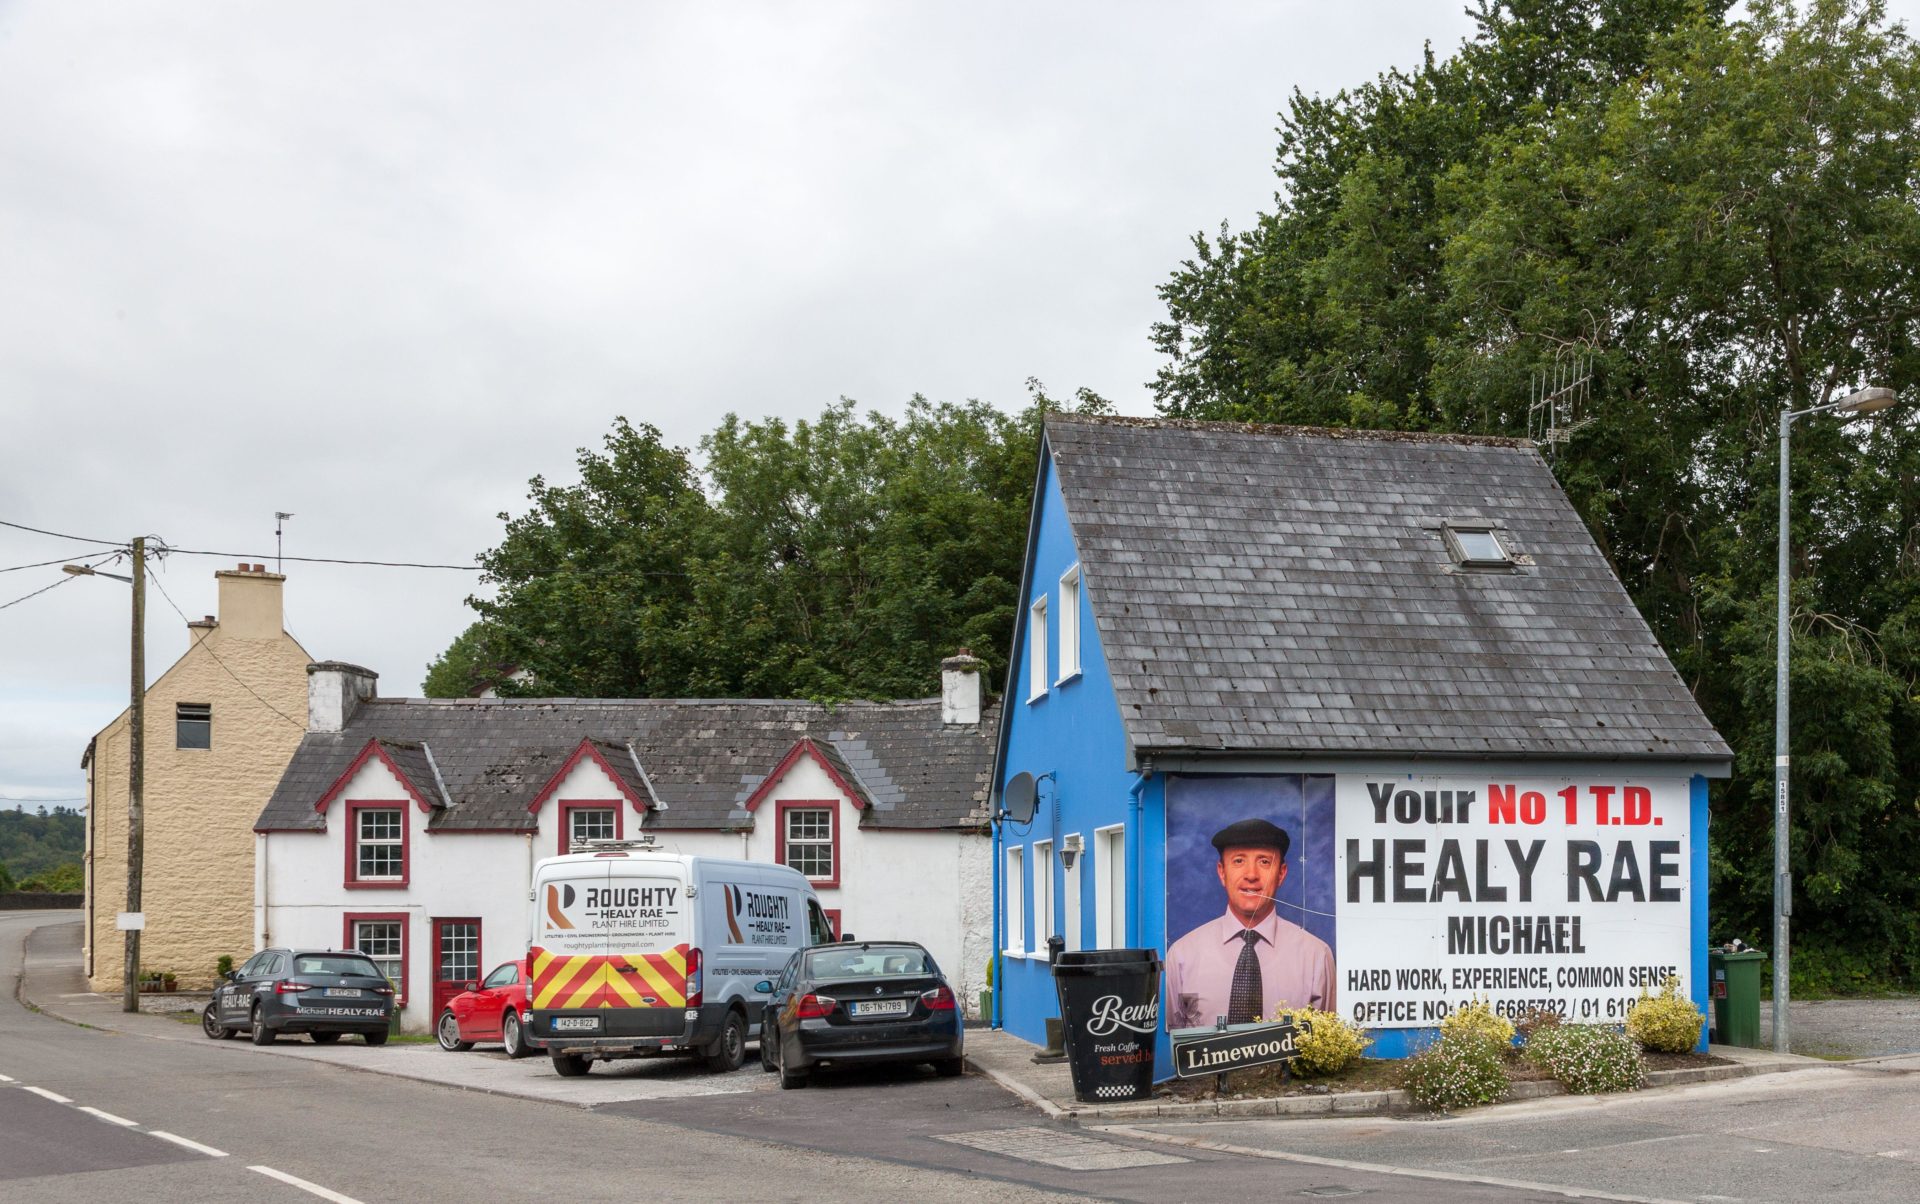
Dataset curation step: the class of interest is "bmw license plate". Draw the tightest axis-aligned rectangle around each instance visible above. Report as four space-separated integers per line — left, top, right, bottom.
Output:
850 999 910 1018
323 988 359 998
552 1016 600 1032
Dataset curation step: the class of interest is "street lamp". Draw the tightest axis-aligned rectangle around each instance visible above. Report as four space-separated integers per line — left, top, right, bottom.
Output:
65 540 147 1014
1773 385 1902 1053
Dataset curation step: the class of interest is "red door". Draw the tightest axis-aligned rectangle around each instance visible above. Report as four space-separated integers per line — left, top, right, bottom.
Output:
432 919 481 1020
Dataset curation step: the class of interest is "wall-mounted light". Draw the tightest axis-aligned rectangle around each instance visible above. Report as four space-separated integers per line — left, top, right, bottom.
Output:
1060 833 1084 870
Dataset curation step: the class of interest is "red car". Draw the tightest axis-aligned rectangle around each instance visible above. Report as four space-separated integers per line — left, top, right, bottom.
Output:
436 960 535 1058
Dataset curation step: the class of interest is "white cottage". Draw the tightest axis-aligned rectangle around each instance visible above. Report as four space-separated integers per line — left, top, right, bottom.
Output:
253 657 996 1031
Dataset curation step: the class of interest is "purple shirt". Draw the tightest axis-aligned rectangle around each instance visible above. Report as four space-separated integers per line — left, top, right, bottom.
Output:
1165 910 1336 1029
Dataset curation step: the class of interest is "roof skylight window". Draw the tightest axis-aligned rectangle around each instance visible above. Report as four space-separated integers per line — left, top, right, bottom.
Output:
1443 524 1513 568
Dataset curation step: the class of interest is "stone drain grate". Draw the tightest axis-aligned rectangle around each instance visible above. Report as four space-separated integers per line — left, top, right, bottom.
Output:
935 1127 1190 1171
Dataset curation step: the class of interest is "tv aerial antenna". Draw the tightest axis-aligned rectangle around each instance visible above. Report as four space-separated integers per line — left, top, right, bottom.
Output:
1527 346 1596 453
274 512 294 573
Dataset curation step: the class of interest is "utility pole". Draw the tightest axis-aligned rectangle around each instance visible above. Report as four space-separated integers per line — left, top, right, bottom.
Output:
124 536 145 1013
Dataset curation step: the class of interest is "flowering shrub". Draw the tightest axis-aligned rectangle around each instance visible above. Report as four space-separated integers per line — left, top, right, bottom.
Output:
1515 1006 1562 1043
1439 996 1516 1047
1524 1023 1643 1094
1400 1032 1509 1112
1272 1006 1371 1077
1626 977 1704 1054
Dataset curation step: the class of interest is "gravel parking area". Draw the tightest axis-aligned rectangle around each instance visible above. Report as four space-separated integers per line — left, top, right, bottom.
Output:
1755 995 1920 1058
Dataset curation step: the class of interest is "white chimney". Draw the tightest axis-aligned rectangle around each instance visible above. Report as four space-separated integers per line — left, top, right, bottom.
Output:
940 649 983 726
307 661 379 733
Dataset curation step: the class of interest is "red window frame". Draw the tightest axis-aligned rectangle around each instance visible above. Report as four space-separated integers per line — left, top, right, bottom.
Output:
822 908 841 941
344 911 409 1006
557 799 624 856
343 800 410 889
774 800 839 889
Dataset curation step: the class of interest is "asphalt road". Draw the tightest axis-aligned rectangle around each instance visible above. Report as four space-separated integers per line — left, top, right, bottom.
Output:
2 912 1557 1203
1126 1059 1920 1203
10 910 1917 1203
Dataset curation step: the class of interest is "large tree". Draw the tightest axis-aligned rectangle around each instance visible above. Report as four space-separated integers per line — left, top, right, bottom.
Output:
440 417 715 699
1152 0 1920 988
431 395 1065 703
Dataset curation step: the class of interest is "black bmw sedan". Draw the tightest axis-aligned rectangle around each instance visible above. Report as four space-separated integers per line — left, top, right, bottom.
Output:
202 948 396 1046
755 941 964 1089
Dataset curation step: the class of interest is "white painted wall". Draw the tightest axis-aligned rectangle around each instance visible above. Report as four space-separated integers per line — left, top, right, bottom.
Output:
261 742 991 1028
259 755 536 1030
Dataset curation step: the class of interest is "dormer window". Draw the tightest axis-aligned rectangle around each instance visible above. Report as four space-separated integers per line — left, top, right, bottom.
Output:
1443 524 1513 568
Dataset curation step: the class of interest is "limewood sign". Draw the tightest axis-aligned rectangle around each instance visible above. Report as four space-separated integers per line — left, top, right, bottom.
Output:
1171 1020 1308 1078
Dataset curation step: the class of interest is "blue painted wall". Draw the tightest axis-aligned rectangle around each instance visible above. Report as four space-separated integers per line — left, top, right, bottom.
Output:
993 445 1720 1073
994 449 1150 1049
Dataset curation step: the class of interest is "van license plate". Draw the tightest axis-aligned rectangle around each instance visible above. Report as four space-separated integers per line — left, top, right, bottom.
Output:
850 999 910 1017
552 1017 600 1032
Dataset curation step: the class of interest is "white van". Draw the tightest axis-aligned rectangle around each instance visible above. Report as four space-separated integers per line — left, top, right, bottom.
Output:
527 841 834 1076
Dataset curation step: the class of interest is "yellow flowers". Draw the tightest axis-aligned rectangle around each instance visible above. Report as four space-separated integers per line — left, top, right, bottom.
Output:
1625 976 1705 1054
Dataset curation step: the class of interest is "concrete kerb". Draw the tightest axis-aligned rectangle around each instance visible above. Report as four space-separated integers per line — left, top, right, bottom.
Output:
960 1026 1834 1123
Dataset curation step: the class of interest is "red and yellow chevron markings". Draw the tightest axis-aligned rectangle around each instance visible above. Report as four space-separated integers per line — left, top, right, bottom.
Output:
531 944 694 1010
605 946 691 1008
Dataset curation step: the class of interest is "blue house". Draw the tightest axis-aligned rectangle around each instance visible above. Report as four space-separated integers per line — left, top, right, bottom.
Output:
991 415 1731 1076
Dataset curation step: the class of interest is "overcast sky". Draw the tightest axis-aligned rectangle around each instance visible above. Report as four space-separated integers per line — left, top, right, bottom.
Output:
5 2 1914 813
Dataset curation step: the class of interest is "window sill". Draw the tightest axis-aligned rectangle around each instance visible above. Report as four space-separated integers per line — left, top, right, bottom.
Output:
344 880 409 890
1053 670 1081 687
1025 690 1048 705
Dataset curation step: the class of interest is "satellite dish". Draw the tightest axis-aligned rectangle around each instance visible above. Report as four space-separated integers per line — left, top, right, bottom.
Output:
1002 772 1038 825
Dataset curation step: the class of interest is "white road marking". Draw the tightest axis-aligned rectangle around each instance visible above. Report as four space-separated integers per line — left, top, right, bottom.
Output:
78 1106 139 1127
0 1073 14 1082
22 1086 71 1103
149 1130 228 1157
249 1165 367 1203
1096 1124 1688 1204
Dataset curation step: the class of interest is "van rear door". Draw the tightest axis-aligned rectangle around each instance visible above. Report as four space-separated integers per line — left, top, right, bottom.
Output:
530 860 611 1011
601 868 696 1009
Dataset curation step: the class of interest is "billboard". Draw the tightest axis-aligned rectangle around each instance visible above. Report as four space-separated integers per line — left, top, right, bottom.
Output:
1165 772 1692 1030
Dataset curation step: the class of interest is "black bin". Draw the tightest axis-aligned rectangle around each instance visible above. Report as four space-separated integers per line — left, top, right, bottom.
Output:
1052 948 1162 1103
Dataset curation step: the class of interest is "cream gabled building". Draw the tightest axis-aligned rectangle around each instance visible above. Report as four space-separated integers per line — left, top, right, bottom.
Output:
83 564 314 991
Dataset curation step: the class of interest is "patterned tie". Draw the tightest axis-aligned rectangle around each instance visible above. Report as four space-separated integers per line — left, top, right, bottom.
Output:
1227 929 1263 1024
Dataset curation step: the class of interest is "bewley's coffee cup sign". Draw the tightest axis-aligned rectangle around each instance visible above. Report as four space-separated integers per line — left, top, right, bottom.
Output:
1052 949 1162 1103
1086 994 1158 1037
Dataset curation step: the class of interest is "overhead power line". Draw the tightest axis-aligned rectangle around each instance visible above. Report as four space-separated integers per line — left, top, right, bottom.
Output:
161 546 693 578
0 518 126 547
0 573 80 612
144 571 306 731
165 546 482 570
0 549 116 573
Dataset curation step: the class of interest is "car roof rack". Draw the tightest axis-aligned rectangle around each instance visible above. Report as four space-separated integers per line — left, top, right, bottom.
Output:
569 834 658 854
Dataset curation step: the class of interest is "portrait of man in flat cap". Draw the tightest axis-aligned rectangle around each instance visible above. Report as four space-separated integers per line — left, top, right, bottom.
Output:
1165 815 1337 1029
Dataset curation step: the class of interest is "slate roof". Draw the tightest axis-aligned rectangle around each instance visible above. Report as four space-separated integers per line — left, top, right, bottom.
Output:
258 697 997 833
1042 414 1730 764
376 740 449 810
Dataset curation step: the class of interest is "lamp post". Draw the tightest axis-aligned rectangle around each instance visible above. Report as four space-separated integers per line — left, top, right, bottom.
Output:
64 538 146 1013
1774 385 1900 1053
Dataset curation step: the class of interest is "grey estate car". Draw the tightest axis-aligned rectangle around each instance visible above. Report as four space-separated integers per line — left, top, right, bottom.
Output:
202 948 396 1045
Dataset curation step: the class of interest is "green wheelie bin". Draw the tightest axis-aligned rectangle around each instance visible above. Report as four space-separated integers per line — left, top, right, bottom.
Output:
1708 948 1766 1047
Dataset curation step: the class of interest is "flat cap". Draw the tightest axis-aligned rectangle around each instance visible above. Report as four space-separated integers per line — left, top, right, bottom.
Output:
1211 817 1290 858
